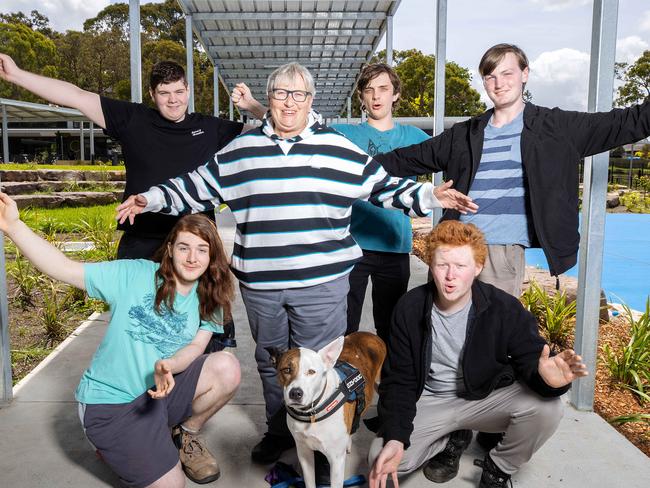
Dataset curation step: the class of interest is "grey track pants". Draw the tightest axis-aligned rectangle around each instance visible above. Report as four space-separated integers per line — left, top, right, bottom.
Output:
369 382 563 476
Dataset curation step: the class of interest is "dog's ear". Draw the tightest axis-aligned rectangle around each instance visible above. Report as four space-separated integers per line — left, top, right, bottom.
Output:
317 336 344 369
266 346 286 369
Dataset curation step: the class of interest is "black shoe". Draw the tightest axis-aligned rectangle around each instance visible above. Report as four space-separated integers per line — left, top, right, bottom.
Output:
476 432 504 451
251 433 295 464
473 454 512 488
423 429 473 483
314 451 330 486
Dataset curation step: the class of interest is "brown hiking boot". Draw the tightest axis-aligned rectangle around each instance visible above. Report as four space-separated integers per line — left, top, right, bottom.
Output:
172 426 221 484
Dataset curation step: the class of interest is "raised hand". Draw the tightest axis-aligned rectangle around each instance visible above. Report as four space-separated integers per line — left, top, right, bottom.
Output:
0 53 19 82
538 344 588 388
433 180 478 214
369 440 403 488
0 192 21 234
116 194 148 225
148 359 175 399
231 82 257 111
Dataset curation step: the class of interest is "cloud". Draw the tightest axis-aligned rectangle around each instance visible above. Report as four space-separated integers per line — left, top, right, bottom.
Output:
527 48 590 110
528 0 590 12
617 36 649 65
640 10 650 32
1 0 111 32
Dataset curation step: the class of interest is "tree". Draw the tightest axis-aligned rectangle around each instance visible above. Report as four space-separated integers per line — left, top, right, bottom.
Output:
616 50 650 107
83 3 130 40
0 10 56 38
0 22 59 102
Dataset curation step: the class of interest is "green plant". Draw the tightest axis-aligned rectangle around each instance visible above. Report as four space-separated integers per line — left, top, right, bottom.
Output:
40 281 71 344
609 413 650 426
604 298 650 403
75 213 119 261
11 347 51 384
7 252 41 309
520 282 577 348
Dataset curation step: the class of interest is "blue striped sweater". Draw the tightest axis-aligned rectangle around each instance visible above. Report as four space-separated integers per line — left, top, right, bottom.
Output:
142 111 439 290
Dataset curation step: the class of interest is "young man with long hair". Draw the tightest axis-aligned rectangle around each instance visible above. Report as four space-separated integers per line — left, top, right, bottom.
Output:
0 193 240 487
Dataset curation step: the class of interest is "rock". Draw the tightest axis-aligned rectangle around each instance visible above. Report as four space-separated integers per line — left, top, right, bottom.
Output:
0 169 125 182
606 192 620 208
13 191 123 209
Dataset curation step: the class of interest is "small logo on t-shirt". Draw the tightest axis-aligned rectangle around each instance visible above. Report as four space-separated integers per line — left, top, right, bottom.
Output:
191 129 205 137
367 140 379 156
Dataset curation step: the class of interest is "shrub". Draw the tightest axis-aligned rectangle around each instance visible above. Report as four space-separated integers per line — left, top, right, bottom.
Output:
40 281 71 344
7 252 42 309
75 214 119 261
604 298 650 404
521 281 577 348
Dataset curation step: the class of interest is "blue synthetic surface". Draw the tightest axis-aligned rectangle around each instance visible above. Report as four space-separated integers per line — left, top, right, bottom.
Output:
525 214 650 311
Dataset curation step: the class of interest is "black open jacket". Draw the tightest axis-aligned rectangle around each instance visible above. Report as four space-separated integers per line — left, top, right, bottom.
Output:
376 102 650 276
377 280 569 448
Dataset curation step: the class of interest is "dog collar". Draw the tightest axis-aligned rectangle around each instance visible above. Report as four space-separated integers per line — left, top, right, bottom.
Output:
286 361 365 424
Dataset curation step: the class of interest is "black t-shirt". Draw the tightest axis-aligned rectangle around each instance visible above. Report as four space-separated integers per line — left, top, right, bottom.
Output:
101 96 243 237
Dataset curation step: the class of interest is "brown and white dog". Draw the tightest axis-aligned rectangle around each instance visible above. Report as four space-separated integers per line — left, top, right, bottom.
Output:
269 332 386 488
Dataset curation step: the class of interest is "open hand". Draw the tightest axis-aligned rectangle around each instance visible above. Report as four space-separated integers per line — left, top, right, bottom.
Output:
369 440 403 488
116 194 148 225
0 192 20 234
538 345 588 388
433 180 478 214
148 359 175 399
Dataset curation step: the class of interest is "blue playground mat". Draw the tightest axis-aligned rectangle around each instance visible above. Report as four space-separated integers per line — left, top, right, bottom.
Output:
525 214 650 312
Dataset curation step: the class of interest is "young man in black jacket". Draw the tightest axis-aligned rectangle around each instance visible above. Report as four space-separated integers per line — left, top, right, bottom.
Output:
375 43 650 296
368 221 587 488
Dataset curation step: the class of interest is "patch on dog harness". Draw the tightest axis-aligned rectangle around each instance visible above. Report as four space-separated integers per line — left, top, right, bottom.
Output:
286 360 366 433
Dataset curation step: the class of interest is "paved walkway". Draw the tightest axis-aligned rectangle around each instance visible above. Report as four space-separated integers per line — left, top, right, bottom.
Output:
1 209 649 487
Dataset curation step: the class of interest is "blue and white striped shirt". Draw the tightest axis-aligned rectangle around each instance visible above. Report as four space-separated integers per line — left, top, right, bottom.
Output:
142 111 439 290
460 110 532 246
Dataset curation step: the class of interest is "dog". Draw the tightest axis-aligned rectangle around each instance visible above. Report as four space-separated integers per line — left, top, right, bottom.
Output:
269 332 386 488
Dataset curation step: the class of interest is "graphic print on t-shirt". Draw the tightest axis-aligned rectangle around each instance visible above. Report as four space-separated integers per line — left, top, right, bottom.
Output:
126 294 195 357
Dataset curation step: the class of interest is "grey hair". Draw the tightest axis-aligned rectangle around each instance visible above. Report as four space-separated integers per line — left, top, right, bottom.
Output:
266 62 316 96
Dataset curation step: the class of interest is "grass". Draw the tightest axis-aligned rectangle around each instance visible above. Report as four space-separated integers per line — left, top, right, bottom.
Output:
0 164 124 171
520 281 577 348
20 204 117 234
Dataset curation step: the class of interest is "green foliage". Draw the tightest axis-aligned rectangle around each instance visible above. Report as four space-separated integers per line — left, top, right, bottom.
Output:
75 214 119 261
0 164 124 170
620 191 650 213
520 282 577 348
7 252 42 309
20 205 117 233
39 281 71 344
11 347 51 384
608 413 650 426
616 50 650 107
604 299 650 403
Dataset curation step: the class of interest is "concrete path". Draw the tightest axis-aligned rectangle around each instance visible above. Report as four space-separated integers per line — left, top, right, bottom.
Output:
1 209 649 487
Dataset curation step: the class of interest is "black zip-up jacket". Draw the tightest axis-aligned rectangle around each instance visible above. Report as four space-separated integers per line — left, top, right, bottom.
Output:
377 280 569 448
375 102 650 276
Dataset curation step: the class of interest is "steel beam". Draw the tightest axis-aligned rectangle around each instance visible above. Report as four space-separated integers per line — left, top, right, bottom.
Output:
199 29 376 38
1 104 8 163
186 14 195 113
209 44 373 54
431 0 447 225
347 97 352 123
229 97 233 121
193 12 385 21
79 122 84 161
571 0 619 412
129 0 142 103
214 64 219 117
89 122 95 162
215 59 365 67
386 15 394 65
0 103 9 405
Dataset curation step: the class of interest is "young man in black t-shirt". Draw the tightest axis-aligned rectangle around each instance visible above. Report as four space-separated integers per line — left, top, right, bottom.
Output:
0 54 265 258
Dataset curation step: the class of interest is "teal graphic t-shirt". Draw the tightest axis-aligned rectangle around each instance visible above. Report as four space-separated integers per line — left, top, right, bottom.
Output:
75 259 223 404
332 122 430 253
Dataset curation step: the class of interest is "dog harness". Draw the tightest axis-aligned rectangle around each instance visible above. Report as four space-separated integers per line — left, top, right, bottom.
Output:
286 360 366 434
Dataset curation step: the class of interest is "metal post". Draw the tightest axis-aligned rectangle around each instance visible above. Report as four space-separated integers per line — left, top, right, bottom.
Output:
89 122 95 163
213 65 220 117
79 122 85 161
386 15 394 66
229 97 234 121
0 108 11 403
1 104 8 164
347 96 352 124
571 0 619 411
185 14 195 114
431 0 448 225
129 0 142 103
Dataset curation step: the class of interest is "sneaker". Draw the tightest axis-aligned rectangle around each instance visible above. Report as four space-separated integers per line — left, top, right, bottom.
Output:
423 429 473 483
172 426 220 484
251 432 296 464
314 451 330 486
476 432 504 451
473 454 512 488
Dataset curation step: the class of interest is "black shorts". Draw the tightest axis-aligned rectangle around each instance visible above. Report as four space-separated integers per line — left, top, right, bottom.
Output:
79 355 208 487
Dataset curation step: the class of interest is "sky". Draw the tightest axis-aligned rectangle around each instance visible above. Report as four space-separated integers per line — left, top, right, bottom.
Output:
2 0 650 110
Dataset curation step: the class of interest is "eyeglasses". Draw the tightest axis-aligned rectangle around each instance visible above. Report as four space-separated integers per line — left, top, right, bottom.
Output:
269 88 312 102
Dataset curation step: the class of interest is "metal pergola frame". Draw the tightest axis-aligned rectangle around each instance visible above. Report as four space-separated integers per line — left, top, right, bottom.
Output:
0 0 619 410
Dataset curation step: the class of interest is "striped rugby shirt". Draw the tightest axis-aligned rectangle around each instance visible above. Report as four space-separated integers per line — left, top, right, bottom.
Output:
142 111 440 290
460 110 533 246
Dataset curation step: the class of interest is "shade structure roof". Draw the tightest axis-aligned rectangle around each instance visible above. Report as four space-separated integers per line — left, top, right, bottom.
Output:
177 0 401 117
0 98 87 122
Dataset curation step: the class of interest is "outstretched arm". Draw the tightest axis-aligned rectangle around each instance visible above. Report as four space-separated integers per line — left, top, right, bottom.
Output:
231 82 267 120
0 193 85 289
148 329 212 399
0 53 105 128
